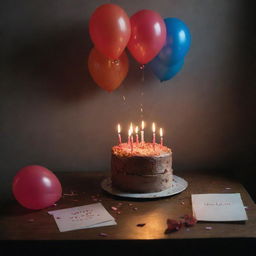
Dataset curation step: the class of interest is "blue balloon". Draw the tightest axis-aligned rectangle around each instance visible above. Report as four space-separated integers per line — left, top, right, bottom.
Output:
149 57 184 82
157 18 191 65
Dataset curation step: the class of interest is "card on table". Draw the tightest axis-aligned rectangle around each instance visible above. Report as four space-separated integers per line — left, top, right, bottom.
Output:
48 203 116 232
191 193 248 222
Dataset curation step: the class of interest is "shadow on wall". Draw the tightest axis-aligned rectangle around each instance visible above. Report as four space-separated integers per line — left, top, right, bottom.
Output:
5 21 153 102
7 22 98 102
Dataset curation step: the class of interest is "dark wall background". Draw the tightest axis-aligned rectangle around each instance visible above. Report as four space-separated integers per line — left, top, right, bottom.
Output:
0 0 255 200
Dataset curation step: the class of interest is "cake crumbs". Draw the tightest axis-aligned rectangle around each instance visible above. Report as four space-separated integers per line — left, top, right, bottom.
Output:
63 191 78 196
136 223 146 227
99 232 108 237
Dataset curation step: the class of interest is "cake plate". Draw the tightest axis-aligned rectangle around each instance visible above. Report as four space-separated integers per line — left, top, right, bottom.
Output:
101 175 188 199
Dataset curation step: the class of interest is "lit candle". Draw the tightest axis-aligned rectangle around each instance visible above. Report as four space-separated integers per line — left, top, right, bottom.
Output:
152 122 156 150
117 124 122 145
135 126 139 145
128 128 133 152
160 128 163 146
127 129 130 144
141 120 145 143
130 122 134 142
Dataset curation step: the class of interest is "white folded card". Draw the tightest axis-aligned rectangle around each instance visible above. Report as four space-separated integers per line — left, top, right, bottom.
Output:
191 193 248 222
48 203 116 232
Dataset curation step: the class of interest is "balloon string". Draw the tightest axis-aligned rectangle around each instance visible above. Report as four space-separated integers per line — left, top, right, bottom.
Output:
140 64 145 83
140 64 145 120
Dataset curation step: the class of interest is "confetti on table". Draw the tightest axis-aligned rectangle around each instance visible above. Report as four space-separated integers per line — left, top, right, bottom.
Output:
99 232 108 237
136 223 146 227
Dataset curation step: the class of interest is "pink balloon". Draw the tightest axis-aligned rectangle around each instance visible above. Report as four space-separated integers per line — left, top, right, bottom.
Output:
12 165 62 210
128 10 166 65
89 4 131 60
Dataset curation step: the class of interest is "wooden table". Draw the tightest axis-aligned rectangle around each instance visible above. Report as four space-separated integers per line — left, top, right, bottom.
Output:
0 171 255 254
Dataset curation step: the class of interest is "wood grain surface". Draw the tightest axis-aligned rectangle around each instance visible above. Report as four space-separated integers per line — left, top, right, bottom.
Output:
0 171 255 240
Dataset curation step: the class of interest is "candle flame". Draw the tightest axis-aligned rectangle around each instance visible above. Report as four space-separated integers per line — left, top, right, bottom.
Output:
135 126 139 134
130 123 133 133
160 128 163 137
152 122 156 133
141 120 145 130
117 124 121 133
128 129 132 137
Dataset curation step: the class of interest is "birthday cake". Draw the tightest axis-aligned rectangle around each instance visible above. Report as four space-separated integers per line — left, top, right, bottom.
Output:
111 142 173 193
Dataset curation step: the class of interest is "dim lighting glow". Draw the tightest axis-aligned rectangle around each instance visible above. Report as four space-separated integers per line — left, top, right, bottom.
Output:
141 120 145 130
152 122 156 133
130 123 134 134
160 128 163 137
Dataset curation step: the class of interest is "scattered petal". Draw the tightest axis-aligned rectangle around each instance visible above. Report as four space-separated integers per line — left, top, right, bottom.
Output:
136 223 146 227
63 191 78 196
165 219 183 234
117 211 121 215
225 187 231 190
244 206 249 210
128 203 133 206
118 203 123 206
99 232 108 237
205 226 212 230
183 215 197 227
180 201 185 205
111 206 118 211
132 207 138 211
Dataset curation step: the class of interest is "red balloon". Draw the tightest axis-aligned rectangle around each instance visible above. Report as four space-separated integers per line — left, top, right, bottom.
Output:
12 165 62 210
128 10 166 65
89 4 131 60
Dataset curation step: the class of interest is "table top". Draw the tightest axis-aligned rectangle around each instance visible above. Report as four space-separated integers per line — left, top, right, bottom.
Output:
0 171 255 240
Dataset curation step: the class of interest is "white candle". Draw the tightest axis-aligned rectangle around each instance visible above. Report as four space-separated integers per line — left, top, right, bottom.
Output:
128 128 133 152
160 128 163 146
141 120 145 143
152 122 156 150
130 122 134 144
135 126 139 145
117 124 122 145
127 129 130 144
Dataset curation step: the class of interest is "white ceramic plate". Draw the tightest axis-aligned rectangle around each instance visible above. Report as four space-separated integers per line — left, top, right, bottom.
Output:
101 175 188 199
